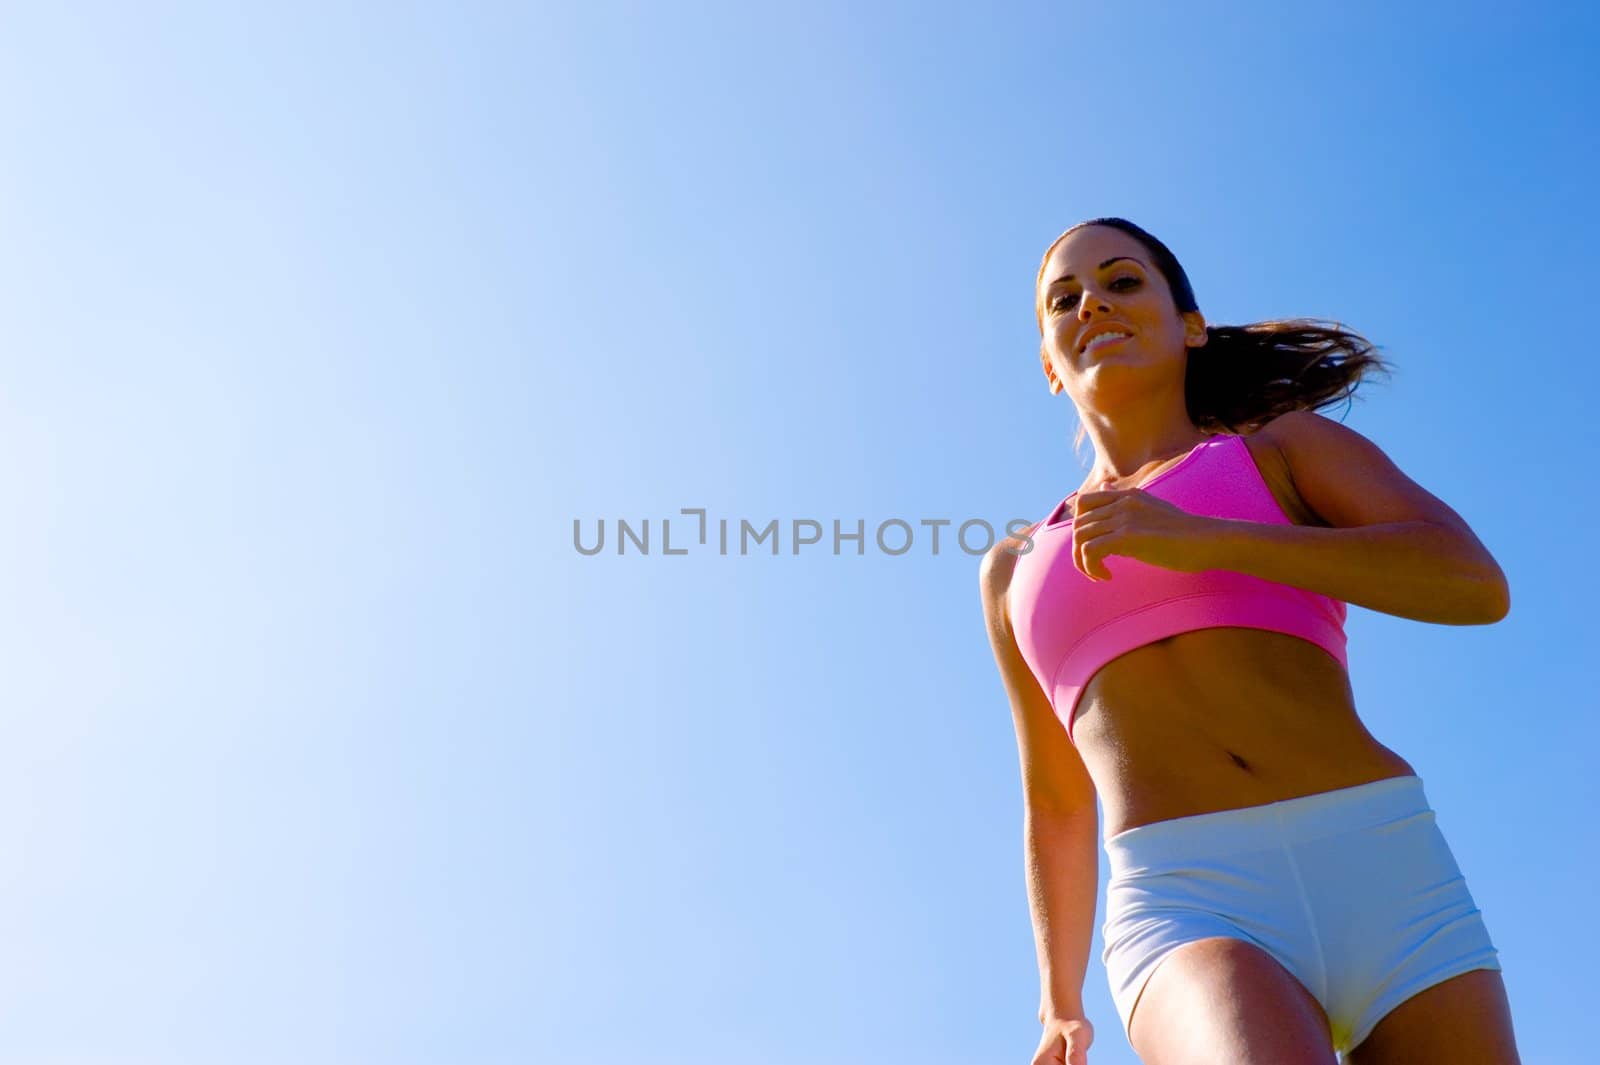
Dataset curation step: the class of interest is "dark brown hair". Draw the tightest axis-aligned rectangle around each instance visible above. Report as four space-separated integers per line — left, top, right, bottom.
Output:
1037 217 1394 448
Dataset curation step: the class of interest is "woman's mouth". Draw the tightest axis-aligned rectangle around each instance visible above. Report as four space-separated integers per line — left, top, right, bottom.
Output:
1082 330 1132 355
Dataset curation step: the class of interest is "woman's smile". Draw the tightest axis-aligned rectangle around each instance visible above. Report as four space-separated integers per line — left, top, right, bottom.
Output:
1083 332 1132 355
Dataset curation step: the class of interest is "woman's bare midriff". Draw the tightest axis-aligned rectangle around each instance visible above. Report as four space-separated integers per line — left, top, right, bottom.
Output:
1071 625 1417 840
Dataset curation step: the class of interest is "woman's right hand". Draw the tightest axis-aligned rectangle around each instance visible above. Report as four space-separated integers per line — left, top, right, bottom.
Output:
1033 1014 1094 1065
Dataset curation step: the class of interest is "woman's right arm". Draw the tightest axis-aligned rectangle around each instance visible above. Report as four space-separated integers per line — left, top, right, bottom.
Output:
980 537 1100 1059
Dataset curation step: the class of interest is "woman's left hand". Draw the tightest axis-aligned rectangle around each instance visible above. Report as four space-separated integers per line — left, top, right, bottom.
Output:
1070 489 1231 581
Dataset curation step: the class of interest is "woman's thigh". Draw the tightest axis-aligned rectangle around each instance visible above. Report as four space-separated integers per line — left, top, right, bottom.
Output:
1129 935 1337 1065
1344 967 1520 1065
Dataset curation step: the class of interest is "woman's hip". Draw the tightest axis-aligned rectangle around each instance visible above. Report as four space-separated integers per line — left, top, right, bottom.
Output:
1098 774 1502 1052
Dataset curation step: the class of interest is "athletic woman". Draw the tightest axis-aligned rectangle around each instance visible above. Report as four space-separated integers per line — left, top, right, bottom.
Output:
979 218 1521 1064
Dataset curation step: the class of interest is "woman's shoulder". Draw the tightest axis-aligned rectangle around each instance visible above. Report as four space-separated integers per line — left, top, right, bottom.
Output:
978 519 1047 610
1241 413 1333 527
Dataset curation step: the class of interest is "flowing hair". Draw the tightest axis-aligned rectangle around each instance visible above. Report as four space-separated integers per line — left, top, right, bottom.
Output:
1036 217 1394 450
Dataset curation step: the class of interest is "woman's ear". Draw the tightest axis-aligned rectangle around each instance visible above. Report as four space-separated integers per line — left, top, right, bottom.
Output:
1040 344 1062 394
1182 310 1208 349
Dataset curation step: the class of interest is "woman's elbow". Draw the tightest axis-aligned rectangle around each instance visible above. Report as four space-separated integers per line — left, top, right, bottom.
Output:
1472 567 1511 624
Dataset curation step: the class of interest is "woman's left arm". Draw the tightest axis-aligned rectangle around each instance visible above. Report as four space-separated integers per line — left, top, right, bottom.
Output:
1201 410 1511 625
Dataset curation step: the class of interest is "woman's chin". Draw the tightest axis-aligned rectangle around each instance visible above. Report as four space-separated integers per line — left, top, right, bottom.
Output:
1083 349 1156 375
1080 356 1180 395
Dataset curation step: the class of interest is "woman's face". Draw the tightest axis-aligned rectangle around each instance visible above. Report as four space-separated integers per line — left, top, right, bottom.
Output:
1036 225 1206 402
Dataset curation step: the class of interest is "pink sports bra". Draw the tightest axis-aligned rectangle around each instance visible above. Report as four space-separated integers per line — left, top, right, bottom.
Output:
1007 432 1348 745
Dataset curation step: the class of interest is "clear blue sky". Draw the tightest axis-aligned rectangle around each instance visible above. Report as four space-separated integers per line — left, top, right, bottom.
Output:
0 3 1594 1063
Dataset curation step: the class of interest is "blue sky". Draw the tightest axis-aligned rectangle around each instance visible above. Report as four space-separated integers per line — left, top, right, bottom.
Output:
1 2 1595 1063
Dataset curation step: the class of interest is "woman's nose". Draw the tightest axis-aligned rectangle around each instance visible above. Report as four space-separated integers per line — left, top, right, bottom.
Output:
1077 289 1112 319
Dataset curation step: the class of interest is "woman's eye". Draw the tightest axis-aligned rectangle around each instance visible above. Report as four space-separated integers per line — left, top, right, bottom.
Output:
1049 276 1140 313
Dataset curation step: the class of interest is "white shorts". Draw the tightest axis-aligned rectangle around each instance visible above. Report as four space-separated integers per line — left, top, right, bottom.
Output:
1100 775 1502 1056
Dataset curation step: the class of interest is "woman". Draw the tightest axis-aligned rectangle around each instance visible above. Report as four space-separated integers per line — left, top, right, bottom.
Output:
978 218 1521 1065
